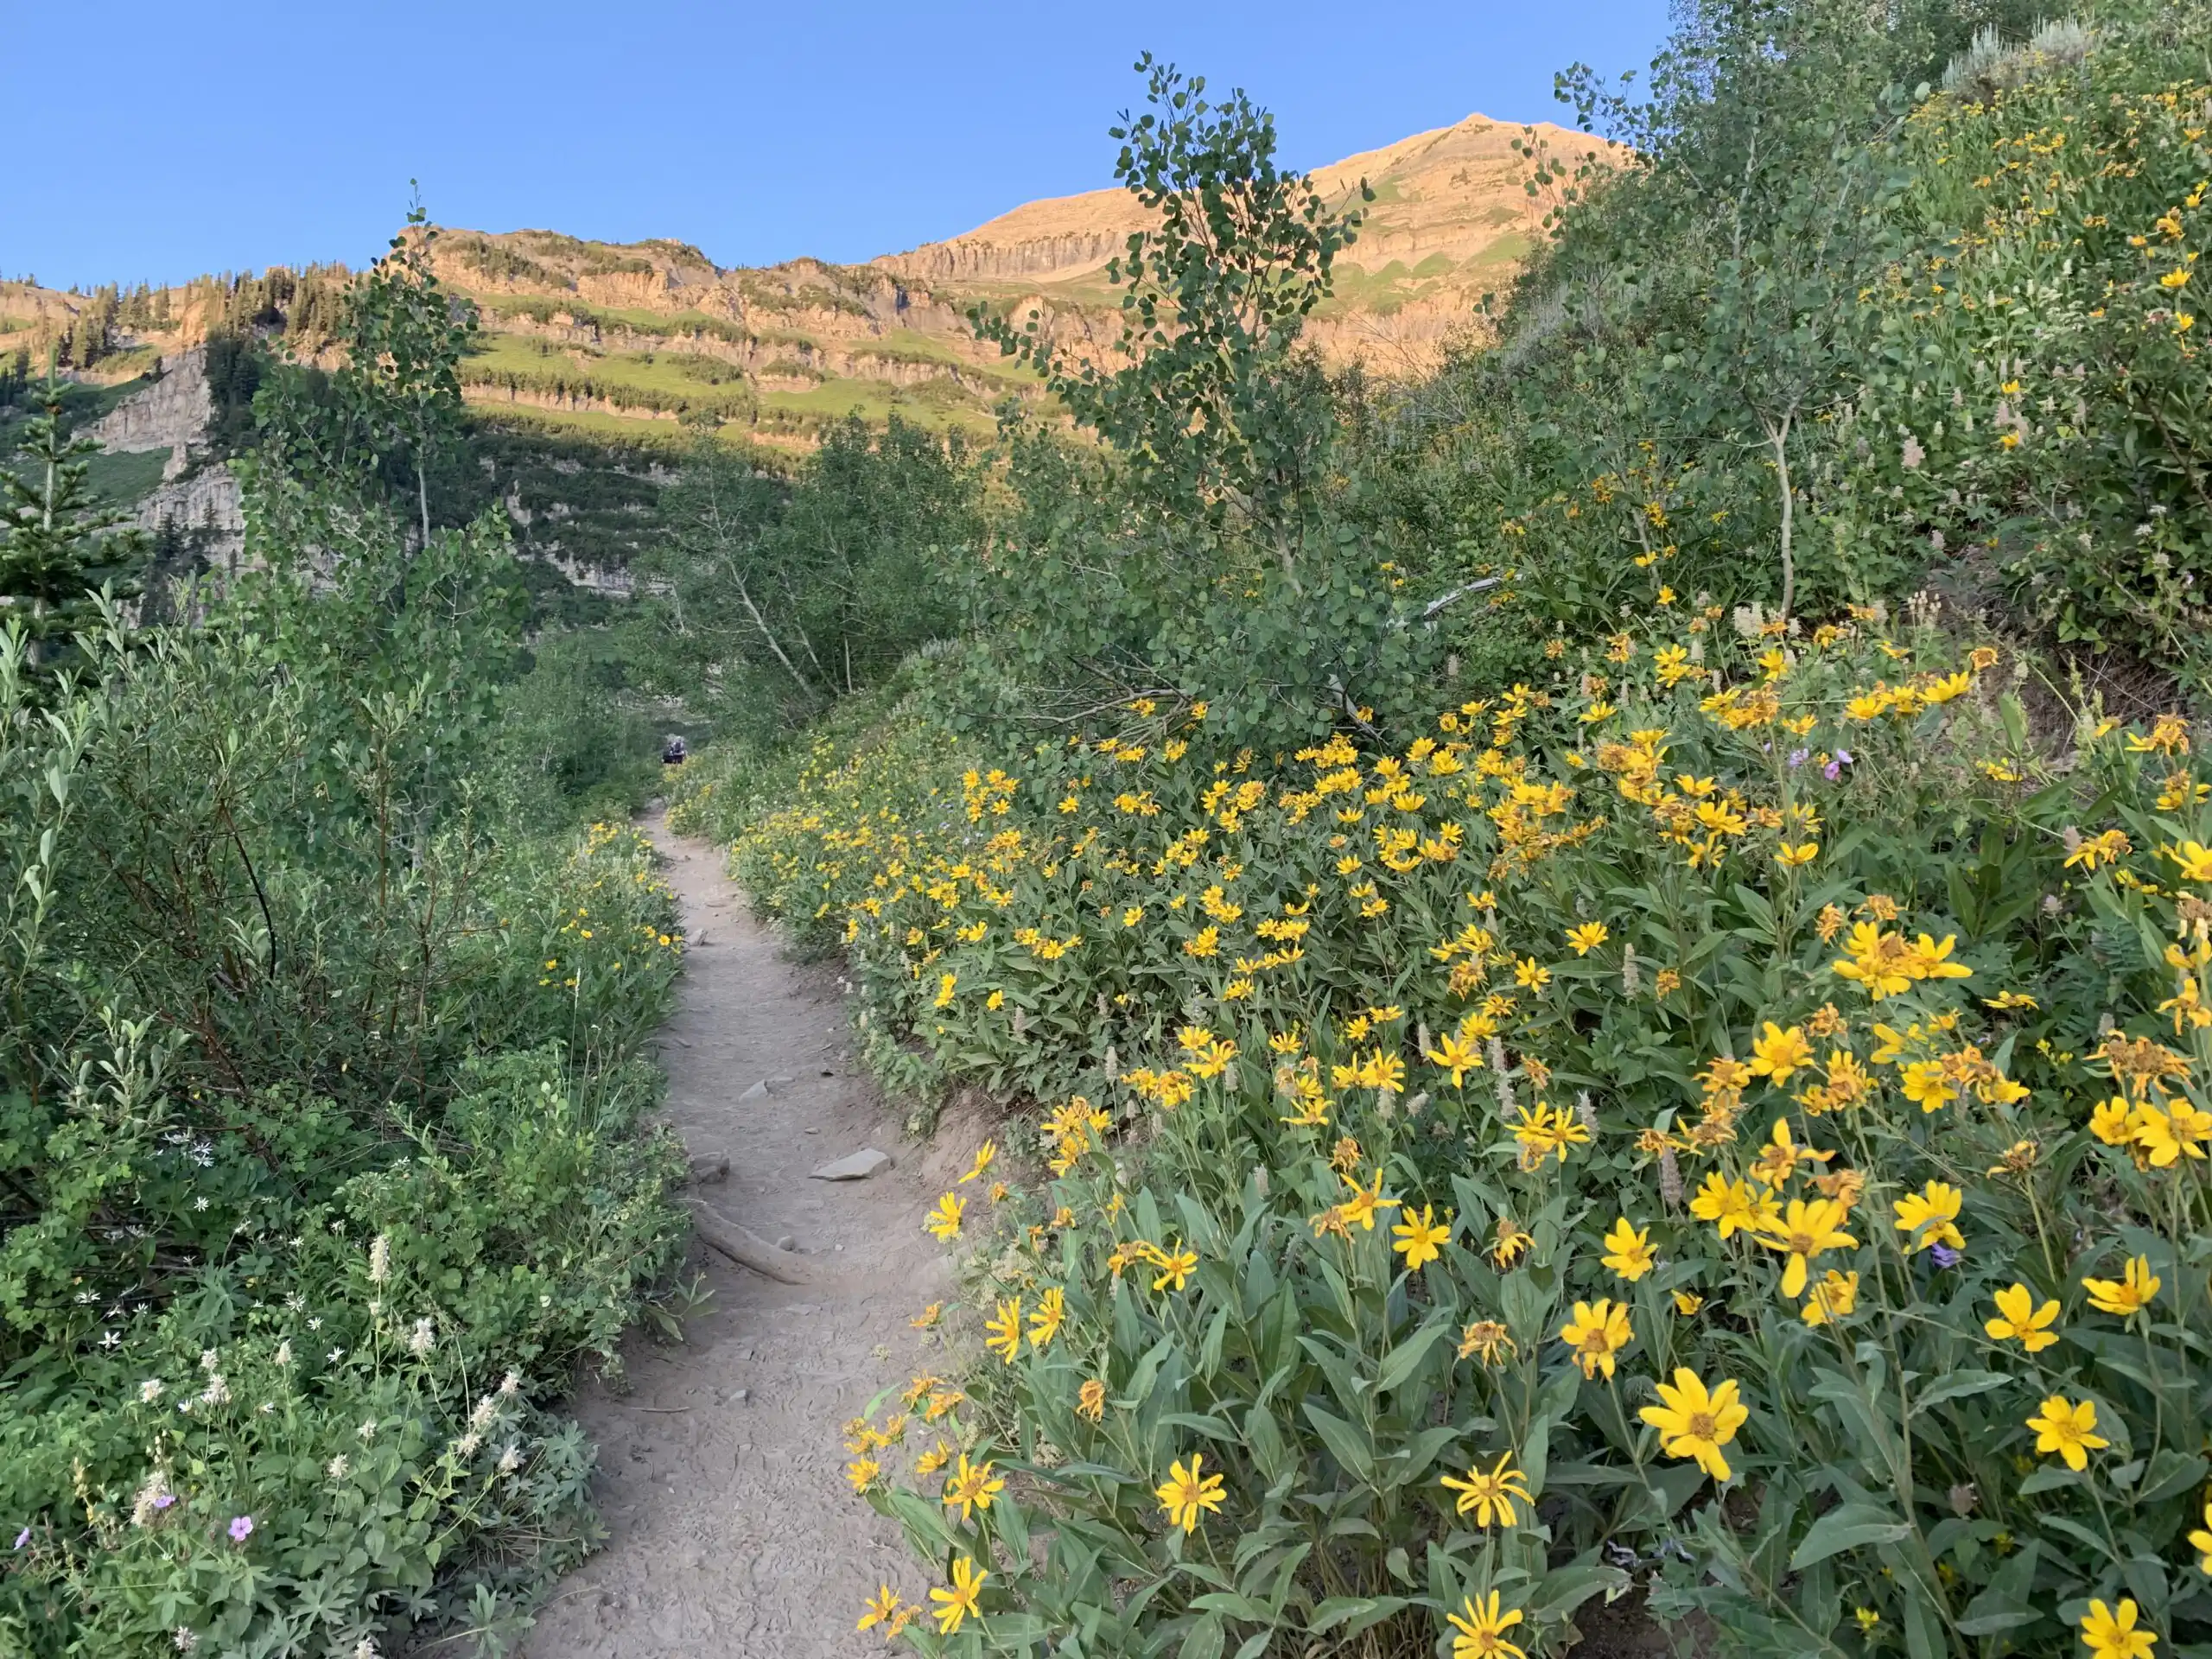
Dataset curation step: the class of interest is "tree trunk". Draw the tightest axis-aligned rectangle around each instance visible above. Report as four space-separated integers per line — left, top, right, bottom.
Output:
1768 411 1796 619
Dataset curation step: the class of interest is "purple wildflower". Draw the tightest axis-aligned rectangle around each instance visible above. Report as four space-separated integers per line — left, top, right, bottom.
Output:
1787 747 1809 769
1930 1243 1963 1269
13 1528 27 1550
227 1515 253 1543
155 1493 175 1510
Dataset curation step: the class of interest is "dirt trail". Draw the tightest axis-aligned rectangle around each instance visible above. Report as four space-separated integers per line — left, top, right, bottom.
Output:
524 814 957 1659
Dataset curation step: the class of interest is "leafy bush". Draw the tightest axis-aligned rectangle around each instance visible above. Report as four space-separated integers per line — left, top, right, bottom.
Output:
0 568 685 1653
1856 15 2212 673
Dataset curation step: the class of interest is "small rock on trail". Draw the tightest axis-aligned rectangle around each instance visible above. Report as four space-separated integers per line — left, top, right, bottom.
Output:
522 810 952 1659
810 1147 893 1182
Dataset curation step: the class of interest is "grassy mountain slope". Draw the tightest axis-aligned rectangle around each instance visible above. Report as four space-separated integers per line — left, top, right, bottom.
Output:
883 112 1606 378
426 111 1609 447
10 113 1604 461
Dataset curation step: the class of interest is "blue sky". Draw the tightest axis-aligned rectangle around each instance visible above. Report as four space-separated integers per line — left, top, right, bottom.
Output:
3 0 1669 291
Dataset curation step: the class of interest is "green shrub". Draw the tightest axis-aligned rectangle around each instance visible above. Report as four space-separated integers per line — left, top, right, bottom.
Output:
0 582 687 1654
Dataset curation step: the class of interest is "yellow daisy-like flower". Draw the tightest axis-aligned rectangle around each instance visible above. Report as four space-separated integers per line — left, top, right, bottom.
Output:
1600 1217 1656 1281
1155 1452 1227 1533
2088 1096 2137 1145
2078 1597 2158 1659
928 1556 987 1635
1439 1451 1533 1527
1565 921 1610 955
1391 1204 1451 1271
1639 1367 1750 1481
1457 1319 1516 1365
983 1297 1023 1363
1748 1022 1815 1085
1984 1283 2060 1352
1076 1377 1107 1422
857 1584 904 1633
958 1140 997 1184
1801 1268 1859 1327
1754 1197 1857 1297
1688 1173 1769 1240
1027 1286 1065 1350
1891 1180 1964 1253
1490 1214 1534 1268
1559 1298 1635 1379
924 1192 965 1241
2026 1394 2109 1471
2186 1498 2212 1575
1151 1243 1198 1292
2082 1255 2160 1317
1337 1169 1401 1232
1445 1591 1528 1659
942 1453 1004 1522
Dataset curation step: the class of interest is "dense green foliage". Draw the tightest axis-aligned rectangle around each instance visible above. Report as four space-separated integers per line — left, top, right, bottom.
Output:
0 225 686 1656
629 415 978 742
0 373 147 665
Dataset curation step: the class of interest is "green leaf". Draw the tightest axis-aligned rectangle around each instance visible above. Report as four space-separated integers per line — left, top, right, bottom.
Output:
1788 1503 1912 1570
1376 1319 1450 1395
1302 1403 1377 1484
1308 1596 1408 1636
1159 1412 1238 1444
1910 1370 2009 1416
1527 1560 1630 1621
1190 1592 1272 1622
1179 1611 1225 1659
2018 1466 2082 1497
1243 1404 1290 1485
2138 1451 2209 1506
1116 1336 1176 1409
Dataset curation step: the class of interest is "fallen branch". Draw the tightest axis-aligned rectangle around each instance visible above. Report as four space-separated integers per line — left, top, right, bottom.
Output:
686 1198 814 1286
1421 575 1504 620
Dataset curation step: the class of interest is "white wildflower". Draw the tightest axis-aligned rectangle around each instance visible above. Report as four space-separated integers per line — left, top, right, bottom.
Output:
408 1319 435 1357
130 1471 172 1529
367 1234 391 1284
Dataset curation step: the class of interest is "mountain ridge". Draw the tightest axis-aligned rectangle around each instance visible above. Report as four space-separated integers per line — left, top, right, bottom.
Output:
4 111 1618 461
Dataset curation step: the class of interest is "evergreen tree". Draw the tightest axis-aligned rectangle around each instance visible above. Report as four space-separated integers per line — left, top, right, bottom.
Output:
0 371 148 664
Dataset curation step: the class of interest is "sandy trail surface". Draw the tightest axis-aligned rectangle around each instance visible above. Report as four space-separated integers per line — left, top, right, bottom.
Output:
524 815 957 1659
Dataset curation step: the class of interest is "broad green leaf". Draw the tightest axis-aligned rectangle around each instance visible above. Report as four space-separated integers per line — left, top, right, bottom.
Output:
1788 1503 1912 1571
